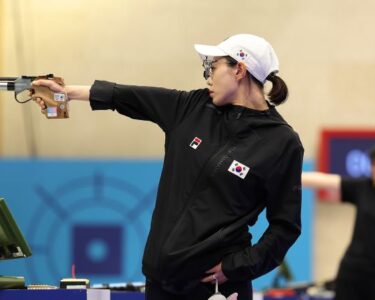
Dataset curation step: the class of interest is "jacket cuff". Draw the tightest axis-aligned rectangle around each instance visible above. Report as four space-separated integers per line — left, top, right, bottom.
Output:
89 80 116 111
222 252 248 281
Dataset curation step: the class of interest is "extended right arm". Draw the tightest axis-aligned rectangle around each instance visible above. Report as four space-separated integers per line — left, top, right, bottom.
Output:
33 79 206 132
65 85 90 101
301 172 341 192
32 79 90 102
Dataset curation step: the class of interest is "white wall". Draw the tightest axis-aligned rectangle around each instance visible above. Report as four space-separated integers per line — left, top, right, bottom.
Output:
1 0 375 158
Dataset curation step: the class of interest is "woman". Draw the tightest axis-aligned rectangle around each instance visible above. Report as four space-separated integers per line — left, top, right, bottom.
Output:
34 34 304 300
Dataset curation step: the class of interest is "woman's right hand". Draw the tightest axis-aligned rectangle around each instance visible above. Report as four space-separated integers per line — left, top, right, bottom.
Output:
32 79 67 112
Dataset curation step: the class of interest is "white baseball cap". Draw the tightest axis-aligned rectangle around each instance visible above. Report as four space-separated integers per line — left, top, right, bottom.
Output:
194 34 279 84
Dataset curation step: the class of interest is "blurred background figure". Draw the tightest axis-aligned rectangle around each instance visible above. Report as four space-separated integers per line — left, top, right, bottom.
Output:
302 146 375 300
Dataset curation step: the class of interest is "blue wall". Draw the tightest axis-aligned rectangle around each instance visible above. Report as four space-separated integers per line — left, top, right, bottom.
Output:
0 158 313 290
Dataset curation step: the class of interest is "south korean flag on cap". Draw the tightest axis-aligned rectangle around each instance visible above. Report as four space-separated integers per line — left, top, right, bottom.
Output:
228 160 250 179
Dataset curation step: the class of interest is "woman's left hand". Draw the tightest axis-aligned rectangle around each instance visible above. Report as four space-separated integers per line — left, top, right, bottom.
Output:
201 262 228 284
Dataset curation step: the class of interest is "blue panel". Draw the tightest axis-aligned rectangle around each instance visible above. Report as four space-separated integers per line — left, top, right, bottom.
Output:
0 159 160 286
0 158 313 290
0 289 92 300
329 138 374 177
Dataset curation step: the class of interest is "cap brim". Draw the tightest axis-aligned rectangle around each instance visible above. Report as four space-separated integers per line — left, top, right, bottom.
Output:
194 44 227 60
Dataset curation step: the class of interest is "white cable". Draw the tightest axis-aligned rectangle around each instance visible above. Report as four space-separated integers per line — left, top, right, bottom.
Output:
207 278 226 300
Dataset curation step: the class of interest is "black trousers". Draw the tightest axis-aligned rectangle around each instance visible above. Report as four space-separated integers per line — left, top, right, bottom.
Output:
335 277 375 300
146 278 252 300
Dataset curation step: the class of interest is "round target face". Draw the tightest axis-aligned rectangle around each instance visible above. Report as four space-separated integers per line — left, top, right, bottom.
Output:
25 172 156 285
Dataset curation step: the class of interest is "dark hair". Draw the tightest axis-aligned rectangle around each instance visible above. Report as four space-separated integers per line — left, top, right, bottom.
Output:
266 73 288 106
224 56 289 106
368 146 375 164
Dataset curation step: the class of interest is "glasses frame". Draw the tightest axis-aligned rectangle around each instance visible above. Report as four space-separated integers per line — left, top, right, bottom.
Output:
201 56 238 80
202 58 214 80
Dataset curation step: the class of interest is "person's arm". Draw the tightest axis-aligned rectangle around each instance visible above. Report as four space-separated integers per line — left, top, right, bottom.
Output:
33 79 206 132
32 79 90 104
301 172 341 192
89 81 206 132
65 85 90 100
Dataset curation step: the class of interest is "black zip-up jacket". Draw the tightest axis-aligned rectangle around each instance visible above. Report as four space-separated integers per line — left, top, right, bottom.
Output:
90 81 304 293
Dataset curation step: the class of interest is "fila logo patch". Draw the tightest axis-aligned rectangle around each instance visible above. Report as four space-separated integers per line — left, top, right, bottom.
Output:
228 160 250 179
189 137 202 149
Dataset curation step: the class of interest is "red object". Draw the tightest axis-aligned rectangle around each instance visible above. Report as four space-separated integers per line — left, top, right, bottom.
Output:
318 128 375 173
264 288 296 297
71 264 76 278
318 128 375 201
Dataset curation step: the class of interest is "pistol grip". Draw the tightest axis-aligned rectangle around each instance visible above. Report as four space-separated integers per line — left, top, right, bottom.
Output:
32 85 69 119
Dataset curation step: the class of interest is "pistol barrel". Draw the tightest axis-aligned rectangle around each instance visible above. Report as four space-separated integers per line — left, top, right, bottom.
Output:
0 82 15 91
0 77 34 92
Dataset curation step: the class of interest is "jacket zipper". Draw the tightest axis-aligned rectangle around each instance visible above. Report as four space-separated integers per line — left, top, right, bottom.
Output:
162 137 238 253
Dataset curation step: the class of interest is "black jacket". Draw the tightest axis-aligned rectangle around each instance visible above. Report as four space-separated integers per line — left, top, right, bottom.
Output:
90 81 304 293
338 177 375 280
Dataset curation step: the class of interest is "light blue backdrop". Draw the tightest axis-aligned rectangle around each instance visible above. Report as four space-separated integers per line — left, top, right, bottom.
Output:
0 158 313 291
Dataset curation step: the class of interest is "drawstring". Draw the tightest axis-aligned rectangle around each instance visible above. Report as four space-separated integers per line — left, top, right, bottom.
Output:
208 278 227 300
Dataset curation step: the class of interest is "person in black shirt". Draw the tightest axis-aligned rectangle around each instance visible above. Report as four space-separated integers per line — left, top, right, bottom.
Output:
33 34 303 300
302 146 375 300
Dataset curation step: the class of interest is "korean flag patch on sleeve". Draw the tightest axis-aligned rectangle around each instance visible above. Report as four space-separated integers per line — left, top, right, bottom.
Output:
228 160 250 179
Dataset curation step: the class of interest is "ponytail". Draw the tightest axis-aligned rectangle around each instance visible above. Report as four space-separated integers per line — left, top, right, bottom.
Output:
266 73 288 106
223 55 289 106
